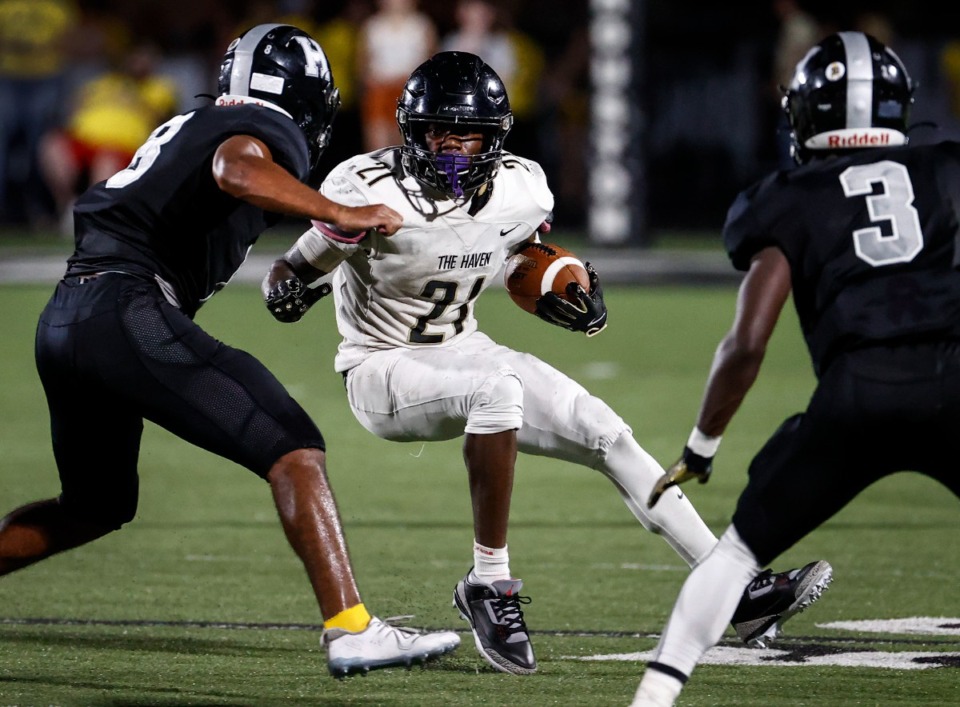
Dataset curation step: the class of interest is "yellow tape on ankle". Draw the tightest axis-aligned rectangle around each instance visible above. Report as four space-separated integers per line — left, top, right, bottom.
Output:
323 603 371 633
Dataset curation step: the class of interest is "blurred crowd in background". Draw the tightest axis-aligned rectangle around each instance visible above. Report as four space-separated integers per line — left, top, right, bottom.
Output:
0 0 588 236
1 0 960 240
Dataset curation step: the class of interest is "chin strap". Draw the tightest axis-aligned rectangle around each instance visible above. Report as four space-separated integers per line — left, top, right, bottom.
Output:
436 153 471 198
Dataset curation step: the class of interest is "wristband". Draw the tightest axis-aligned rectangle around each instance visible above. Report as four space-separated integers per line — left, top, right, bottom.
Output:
686 427 722 457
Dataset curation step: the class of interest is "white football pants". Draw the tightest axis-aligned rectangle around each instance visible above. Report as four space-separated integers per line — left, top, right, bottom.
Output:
345 330 717 565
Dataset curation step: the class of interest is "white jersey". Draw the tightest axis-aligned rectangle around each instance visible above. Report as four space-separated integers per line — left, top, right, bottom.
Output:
294 150 703 570
295 148 554 372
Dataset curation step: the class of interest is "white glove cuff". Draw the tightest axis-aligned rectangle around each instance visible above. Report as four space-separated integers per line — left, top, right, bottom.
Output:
687 427 722 457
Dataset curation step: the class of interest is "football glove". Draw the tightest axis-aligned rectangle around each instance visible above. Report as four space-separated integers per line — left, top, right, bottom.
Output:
264 276 331 323
534 262 607 336
647 446 714 509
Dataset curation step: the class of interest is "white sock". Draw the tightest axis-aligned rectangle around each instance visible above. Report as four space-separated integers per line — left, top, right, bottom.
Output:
600 433 717 567
631 667 683 707
653 525 762 675
471 541 510 583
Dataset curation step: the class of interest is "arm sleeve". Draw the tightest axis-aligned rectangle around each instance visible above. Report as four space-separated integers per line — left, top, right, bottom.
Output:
295 225 352 272
295 169 371 270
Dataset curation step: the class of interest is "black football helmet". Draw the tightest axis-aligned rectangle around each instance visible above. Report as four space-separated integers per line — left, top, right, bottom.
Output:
218 23 341 172
782 31 914 164
396 51 513 198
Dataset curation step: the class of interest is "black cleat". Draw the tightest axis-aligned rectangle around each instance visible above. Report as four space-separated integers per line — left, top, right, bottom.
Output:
453 569 537 674
732 560 833 648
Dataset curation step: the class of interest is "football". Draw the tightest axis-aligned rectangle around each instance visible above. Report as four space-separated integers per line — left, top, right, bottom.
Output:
503 242 590 314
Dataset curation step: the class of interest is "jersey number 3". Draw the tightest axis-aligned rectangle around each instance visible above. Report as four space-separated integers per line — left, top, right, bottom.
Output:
839 161 923 267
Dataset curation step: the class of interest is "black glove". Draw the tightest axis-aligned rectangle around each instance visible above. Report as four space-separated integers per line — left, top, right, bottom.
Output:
534 262 607 336
647 446 714 509
264 276 331 323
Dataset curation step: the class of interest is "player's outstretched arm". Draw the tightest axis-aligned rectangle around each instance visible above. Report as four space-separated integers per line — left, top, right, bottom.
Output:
212 134 402 236
648 246 791 508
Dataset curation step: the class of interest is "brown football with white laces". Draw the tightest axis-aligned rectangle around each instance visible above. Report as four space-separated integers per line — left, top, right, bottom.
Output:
503 242 590 314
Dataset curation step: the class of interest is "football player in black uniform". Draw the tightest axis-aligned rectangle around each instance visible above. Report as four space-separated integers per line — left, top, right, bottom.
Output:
634 31 960 706
0 24 460 677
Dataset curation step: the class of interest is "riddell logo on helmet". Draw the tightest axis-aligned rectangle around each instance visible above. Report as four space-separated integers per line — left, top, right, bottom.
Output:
828 132 891 147
806 128 906 150
216 96 267 107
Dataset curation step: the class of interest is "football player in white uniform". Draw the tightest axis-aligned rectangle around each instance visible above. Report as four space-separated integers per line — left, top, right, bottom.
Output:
263 52 830 676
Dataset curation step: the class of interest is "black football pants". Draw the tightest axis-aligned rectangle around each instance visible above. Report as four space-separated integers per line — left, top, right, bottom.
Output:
732 342 960 565
34 273 325 527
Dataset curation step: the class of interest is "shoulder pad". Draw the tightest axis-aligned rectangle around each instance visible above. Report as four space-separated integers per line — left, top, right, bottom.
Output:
321 149 403 205
498 152 554 215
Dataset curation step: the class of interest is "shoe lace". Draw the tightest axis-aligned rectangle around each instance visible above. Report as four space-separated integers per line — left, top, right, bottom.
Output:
383 614 416 626
489 593 532 633
381 615 425 637
745 569 774 593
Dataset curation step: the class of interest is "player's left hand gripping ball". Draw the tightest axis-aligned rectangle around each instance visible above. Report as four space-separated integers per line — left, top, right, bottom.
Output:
265 276 332 323
647 446 714 508
536 262 608 336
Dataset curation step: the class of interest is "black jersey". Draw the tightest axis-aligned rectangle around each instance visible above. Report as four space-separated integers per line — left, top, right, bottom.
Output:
67 103 310 318
724 141 960 375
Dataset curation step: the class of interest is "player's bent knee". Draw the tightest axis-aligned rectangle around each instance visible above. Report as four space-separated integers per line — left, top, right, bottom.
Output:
574 394 629 452
267 447 326 482
465 369 524 434
62 495 137 531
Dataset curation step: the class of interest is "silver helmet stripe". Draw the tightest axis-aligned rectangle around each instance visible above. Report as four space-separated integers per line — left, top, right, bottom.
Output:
839 31 873 129
229 23 283 95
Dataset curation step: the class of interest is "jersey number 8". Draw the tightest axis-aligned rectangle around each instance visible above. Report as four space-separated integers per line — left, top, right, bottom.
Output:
106 112 196 189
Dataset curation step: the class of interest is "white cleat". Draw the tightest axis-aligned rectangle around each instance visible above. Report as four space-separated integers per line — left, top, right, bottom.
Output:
323 616 460 677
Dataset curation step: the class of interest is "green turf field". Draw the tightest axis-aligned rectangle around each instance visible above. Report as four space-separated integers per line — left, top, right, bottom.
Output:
0 282 956 706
